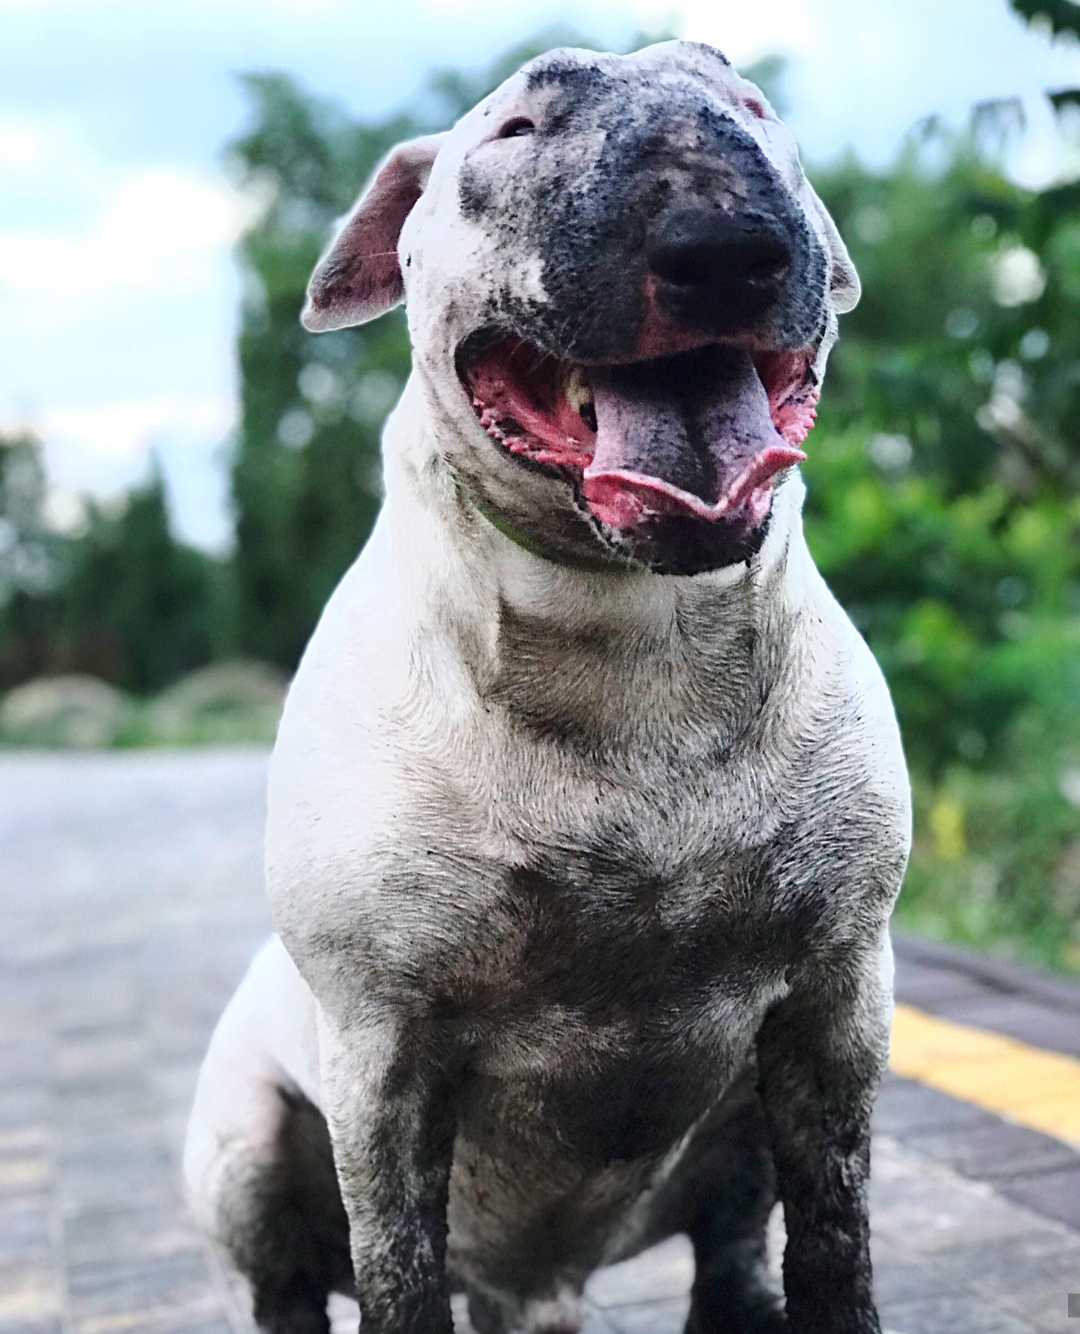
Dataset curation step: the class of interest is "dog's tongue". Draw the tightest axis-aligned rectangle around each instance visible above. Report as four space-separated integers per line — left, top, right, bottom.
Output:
582 346 804 529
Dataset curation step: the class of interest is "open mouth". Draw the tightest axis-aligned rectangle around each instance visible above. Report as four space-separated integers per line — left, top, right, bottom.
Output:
460 335 820 532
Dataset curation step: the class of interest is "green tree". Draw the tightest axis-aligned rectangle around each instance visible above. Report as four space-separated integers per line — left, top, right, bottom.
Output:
0 437 225 694
1008 0 1080 39
224 73 410 667
0 431 71 686
803 124 1080 967
57 466 224 692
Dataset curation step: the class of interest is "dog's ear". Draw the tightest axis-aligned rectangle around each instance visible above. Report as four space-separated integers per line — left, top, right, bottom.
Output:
808 193 861 315
301 133 446 332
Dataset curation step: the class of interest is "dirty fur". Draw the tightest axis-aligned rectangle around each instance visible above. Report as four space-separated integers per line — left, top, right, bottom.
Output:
185 41 909 1334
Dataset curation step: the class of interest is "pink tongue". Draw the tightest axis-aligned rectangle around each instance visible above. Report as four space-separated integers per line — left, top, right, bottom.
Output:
582 347 804 528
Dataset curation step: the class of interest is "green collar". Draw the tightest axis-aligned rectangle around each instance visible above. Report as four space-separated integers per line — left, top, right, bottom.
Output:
471 498 628 576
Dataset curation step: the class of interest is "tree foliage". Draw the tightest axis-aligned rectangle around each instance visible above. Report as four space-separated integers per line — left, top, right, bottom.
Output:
808 138 1080 767
1009 0 1080 40
0 437 223 692
805 128 1080 966
3 12 1080 966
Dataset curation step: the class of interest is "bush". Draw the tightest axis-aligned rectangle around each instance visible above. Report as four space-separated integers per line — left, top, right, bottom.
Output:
0 675 133 748
0 660 287 749
143 659 287 745
802 131 1080 970
0 441 230 695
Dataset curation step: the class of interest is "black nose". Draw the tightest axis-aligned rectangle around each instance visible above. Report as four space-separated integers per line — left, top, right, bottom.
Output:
646 209 793 332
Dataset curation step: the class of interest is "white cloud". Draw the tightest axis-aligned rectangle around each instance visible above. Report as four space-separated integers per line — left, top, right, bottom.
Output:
0 121 47 165
0 154 243 547
675 0 813 61
0 168 251 305
1 393 238 550
33 395 234 467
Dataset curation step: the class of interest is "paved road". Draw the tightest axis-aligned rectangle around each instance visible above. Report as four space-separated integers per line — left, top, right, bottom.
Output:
1 750 1078 1334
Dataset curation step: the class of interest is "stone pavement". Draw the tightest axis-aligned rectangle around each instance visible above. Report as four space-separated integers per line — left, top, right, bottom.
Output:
1 749 1078 1334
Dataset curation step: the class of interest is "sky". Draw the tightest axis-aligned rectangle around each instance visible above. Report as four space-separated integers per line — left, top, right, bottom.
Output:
2 0 1079 550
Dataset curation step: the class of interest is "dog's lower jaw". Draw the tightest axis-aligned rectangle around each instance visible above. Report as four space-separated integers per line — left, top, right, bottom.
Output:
600 503 774 577
405 363 789 579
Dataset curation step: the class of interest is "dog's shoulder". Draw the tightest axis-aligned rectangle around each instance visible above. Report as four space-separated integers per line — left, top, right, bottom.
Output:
760 537 911 924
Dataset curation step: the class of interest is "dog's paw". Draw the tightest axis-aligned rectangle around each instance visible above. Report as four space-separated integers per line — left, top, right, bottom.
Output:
684 1298 787 1334
257 1307 332 1334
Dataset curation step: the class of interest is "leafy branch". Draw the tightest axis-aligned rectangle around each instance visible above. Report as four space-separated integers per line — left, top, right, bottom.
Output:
1008 0 1080 40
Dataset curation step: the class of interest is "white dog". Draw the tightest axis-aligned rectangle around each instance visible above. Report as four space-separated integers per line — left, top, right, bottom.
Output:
186 41 909 1334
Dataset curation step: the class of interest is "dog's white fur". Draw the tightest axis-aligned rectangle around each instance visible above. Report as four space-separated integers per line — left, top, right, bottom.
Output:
186 42 910 1334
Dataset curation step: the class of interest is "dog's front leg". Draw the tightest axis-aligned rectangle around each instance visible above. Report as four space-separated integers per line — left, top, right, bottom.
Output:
319 1012 460 1334
755 963 889 1334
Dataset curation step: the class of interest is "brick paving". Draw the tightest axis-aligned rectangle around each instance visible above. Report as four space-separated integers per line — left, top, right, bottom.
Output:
1 750 1078 1334
886 935 1080 1236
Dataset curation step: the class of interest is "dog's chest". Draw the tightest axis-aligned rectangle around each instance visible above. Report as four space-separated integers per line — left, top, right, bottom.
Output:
380 720 796 1071
442 802 788 1217
413 741 791 1236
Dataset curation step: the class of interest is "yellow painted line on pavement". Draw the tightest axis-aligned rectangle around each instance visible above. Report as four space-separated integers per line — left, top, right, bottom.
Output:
889 1002 1080 1147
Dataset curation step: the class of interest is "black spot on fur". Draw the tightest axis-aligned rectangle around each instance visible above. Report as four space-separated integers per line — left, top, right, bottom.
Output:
227 1087 353 1334
656 1080 786 1333
460 56 825 365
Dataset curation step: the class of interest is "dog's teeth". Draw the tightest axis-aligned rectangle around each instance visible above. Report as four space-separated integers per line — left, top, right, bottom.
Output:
565 368 593 417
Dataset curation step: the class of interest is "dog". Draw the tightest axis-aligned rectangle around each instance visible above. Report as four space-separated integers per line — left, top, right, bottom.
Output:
185 40 910 1334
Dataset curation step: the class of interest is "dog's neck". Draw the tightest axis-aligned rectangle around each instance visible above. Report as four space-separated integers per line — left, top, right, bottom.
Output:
380 374 818 744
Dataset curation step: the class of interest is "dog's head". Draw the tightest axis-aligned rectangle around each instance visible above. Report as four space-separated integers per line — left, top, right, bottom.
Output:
303 41 859 575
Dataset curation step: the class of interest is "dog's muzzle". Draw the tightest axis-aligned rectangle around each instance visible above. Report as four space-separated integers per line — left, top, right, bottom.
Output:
455 104 829 564
459 331 818 538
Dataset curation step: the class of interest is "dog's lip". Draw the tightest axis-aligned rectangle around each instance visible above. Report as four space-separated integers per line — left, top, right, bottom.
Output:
579 444 806 529
457 332 818 532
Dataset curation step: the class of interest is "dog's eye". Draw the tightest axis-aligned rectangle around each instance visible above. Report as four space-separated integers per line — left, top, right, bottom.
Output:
497 117 535 139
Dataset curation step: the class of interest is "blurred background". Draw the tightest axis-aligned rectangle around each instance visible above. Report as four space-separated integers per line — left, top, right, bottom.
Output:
4 0 1080 974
